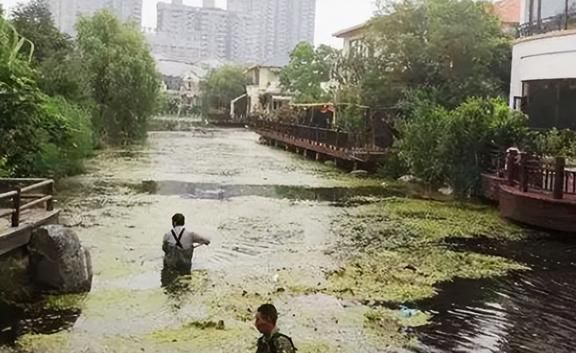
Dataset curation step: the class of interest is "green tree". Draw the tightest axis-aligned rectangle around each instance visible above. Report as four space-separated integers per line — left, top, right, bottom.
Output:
11 0 89 102
200 65 246 117
76 11 160 144
11 0 71 64
342 0 511 109
399 97 528 197
280 42 339 102
0 17 92 177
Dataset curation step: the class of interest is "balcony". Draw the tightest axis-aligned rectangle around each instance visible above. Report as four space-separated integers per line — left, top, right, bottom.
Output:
519 11 576 37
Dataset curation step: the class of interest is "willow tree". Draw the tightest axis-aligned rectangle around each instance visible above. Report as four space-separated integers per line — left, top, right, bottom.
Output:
77 11 160 144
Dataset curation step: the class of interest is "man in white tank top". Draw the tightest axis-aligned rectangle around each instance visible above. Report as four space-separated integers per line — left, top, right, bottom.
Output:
162 213 211 271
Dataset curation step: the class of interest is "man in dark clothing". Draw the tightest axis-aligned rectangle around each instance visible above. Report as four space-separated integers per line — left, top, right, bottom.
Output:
255 304 296 353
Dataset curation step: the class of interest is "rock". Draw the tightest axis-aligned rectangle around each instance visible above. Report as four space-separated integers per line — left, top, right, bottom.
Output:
350 170 369 177
398 175 417 183
28 225 93 294
438 186 453 195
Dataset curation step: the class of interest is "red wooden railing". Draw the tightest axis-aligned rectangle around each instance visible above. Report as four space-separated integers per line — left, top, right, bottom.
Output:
251 120 392 151
0 178 55 228
493 150 576 200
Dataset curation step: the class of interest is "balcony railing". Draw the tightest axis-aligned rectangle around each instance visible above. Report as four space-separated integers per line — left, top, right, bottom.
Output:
519 11 576 37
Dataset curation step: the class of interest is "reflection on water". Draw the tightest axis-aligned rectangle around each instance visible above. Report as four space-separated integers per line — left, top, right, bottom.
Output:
137 180 402 203
416 235 576 353
0 300 82 346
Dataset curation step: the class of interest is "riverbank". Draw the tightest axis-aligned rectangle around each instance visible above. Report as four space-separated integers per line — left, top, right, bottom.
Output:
1 129 570 353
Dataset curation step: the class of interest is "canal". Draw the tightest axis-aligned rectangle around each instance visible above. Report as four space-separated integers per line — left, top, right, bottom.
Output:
1 129 576 353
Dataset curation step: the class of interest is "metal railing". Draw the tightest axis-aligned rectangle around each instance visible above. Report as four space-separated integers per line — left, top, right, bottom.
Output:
0 178 55 228
251 120 391 151
519 11 576 37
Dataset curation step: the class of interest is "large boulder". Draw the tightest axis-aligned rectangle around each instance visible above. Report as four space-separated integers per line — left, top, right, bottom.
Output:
28 225 92 293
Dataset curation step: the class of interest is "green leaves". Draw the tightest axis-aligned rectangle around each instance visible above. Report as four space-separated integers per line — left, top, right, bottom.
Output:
76 11 160 144
346 0 512 109
200 65 246 117
280 42 339 103
399 97 528 197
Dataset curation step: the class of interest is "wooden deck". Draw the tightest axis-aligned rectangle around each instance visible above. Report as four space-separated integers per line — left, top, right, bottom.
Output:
482 151 576 233
0 178 59 256
252 121 389 165
0 209 60 256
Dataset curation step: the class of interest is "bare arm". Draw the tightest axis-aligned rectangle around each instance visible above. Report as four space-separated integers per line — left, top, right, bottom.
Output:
189 231 211 246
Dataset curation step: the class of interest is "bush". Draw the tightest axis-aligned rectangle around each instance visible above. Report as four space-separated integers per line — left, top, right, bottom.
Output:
35 97 94 177
398 97 529 197
397 104 449 189
527 128 576 159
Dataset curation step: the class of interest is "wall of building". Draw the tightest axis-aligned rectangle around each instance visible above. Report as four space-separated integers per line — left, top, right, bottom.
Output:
48 0 142 35
509 30 576 104
227 0 316 66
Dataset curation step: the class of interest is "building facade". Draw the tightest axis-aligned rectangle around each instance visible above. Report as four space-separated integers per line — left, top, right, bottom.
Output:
152 0 252 63
48 0 142 35
228 0 316 66
510 0 576 129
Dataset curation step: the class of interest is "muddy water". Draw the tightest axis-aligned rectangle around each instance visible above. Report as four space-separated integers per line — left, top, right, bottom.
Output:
1 129 576 353
0 130 396 353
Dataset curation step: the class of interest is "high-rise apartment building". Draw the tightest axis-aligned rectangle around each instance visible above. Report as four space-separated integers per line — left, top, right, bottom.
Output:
228 0 316 66
153 0 251 63
48 0 142 35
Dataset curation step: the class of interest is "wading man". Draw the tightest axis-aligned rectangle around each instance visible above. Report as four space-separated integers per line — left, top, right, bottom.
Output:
162 213 211 272
255 304 297 353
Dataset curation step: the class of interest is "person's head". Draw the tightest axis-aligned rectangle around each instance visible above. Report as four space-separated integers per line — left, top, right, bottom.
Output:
255 304 278 335
172 213 185 227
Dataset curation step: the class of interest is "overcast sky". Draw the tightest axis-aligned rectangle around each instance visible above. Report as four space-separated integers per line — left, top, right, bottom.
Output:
0 0 377 47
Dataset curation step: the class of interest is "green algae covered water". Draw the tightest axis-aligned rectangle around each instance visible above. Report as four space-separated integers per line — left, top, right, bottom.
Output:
1 129 575 353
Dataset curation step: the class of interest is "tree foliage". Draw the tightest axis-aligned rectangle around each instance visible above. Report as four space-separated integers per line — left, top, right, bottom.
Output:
0 17 92 177
399 97 528 197
11 0 89 102
200 65 246 116
280 42 339 102
11 0 71 64
77 11 160 144
336 0 512 109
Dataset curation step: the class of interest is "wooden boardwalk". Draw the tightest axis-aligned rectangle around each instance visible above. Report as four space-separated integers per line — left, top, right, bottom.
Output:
483 151 576 233
252 121 390 166
0 179 60 256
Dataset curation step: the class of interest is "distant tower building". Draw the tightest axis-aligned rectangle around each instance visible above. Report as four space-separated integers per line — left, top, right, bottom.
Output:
154 0 249 63
228 0 317 66
48 0 142 35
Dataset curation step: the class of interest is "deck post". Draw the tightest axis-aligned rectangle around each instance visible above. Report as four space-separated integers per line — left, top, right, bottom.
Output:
553 157 566 200
519 152 529 192
506 150 518 186
47 181 55 211
11 188 21 228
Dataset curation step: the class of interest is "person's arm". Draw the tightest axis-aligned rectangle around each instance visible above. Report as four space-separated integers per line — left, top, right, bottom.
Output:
189 231 211 246
162 233 170 253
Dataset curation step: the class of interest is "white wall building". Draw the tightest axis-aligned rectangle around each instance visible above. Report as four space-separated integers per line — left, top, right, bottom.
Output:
510 0 576 129
48 0 142 35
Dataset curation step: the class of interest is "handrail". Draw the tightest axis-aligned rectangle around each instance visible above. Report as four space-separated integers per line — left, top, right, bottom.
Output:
493 150 574 199
0 178 55 228
252 120 392 151
21 179 53 193
519 11 576 37
0 191 18 200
